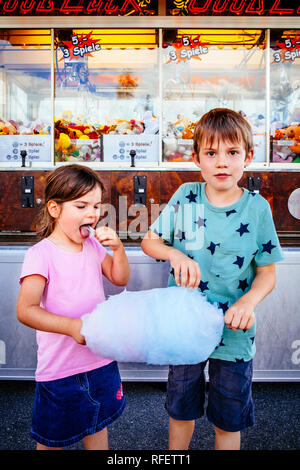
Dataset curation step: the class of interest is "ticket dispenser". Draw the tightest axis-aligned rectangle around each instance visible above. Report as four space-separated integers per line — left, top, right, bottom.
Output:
21 175 34 208
248 176 261 194
134 175 147 206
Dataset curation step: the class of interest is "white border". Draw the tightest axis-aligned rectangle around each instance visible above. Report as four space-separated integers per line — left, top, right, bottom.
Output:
0 16 299 29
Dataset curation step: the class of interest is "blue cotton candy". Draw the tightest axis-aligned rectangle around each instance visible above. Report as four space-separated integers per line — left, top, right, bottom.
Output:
80 287 224 365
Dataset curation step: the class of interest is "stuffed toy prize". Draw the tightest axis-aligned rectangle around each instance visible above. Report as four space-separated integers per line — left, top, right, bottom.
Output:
80 287 224 365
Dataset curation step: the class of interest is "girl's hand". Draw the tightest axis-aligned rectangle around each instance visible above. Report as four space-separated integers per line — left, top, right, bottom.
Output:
95 226 123 252
70 318 86 345
169 249 201 289
224 300 255 331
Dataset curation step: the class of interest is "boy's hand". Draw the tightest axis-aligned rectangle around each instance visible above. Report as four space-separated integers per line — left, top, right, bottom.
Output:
169 249 201 289
95 226 123 252
70 318 86 345
224 299 255 331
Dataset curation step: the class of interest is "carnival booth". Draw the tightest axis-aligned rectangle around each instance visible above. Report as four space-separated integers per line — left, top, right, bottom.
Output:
0 0 299 381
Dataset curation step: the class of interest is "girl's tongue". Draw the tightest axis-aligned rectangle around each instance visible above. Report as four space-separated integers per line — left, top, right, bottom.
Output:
80 225 91 239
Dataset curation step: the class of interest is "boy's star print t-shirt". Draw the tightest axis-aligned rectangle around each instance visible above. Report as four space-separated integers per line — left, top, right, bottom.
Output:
150 182 284 362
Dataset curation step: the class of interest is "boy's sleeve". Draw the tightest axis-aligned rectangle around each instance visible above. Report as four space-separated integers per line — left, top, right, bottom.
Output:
19 244 49 284
254 202 284 267
150 185 184 244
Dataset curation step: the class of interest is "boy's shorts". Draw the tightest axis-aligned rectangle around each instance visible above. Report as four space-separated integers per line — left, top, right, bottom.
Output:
165 358 254 432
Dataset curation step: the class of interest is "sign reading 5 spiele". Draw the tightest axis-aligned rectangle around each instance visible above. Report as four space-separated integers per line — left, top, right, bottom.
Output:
167 35 209 63
272 36 300 63
61 32 101 60
166 0 300 16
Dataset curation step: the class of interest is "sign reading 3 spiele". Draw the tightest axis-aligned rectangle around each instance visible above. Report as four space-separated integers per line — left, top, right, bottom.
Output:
273 35 300 64
168 35 209 63
166 0 300 16
61 32 101 60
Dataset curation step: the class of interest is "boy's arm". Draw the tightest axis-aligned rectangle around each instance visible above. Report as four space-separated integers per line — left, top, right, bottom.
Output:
141 229 177 261
17 275 85 344
96 226 130 286
224 263 276 331
141 229 201 289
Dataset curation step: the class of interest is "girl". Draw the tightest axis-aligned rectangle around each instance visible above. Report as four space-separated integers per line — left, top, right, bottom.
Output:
17 164 130 450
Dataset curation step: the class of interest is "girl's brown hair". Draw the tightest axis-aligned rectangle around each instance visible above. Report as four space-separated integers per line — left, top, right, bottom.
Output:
193 108 253 159
37 164 104 238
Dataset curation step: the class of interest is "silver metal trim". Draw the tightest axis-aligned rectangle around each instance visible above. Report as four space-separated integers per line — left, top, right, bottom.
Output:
266 29 271 166
51 28 55 165
0 16 299 29
158 28 163 164
1 367 299 382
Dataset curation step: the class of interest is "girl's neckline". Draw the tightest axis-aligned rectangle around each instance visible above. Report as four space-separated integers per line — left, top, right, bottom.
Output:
44 237 86 254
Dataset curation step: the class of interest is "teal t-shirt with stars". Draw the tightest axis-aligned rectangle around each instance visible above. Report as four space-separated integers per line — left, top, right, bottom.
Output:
150 182 284 363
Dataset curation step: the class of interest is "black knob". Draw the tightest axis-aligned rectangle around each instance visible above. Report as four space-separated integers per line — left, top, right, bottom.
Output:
130 149 136 167
20 150 27 167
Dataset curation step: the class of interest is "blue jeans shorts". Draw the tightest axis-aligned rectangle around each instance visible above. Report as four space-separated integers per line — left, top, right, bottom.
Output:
165 358 254 432
30 361 126 448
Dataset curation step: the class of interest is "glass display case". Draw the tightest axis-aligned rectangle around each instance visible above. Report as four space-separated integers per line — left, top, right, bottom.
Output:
0 30 52 164
54 29 159 164
270 30 300 165
162 29 266 164
0 27 299 168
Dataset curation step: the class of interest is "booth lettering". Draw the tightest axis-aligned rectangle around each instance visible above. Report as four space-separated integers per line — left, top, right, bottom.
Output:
0 0 157 15
1 0 299 15
167 0 300 16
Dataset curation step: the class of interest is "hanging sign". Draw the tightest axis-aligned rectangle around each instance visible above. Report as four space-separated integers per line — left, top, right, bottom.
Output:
272 35 300 63
61 32 101 60
167 35 209 63
166 0 300 16
0 0 158 16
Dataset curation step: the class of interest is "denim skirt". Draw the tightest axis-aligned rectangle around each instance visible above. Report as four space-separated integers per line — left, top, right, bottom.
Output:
30 361 126 448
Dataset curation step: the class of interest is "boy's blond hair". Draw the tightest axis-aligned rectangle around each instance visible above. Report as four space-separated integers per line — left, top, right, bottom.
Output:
193 108 253 160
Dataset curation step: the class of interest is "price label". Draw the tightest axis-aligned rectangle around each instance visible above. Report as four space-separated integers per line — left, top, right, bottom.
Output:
103 134 159 163
0 135 51 162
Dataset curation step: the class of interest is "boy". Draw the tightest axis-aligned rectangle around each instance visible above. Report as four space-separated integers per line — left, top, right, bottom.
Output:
141 108 284 450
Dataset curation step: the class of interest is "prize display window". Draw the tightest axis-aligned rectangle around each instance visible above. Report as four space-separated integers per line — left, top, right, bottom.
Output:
270 30 300 165
0 27 299 168
54 29 159 165
0 30 52 165
162 29 266 164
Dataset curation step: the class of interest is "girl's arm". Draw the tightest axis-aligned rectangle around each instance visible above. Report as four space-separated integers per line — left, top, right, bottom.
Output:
17 274 85 344
95 226 130 286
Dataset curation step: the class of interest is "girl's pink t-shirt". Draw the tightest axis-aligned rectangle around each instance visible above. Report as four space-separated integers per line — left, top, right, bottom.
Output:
20 237 112 382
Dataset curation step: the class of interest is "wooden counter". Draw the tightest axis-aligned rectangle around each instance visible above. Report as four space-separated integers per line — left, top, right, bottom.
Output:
0 170 299 243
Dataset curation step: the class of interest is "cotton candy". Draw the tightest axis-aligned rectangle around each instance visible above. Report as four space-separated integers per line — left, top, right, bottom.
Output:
80 287 224 365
